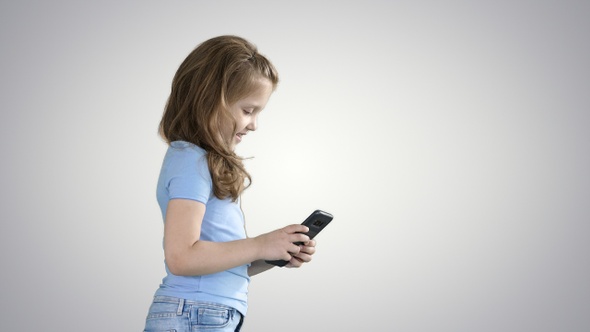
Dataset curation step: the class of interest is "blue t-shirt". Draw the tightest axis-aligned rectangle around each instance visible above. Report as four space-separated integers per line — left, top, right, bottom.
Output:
154 141 250 315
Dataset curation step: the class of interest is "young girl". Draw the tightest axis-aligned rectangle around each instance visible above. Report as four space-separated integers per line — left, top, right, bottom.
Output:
143 35 316 332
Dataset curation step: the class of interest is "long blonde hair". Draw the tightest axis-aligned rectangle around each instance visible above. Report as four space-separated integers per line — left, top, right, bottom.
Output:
159 35 279 201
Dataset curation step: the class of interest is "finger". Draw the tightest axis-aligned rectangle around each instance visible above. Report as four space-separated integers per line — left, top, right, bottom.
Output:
300 239 316 247
290 233 310 244
289 244 301 255
293 252 312 263
299 245 316 255
283 224 309 234
286 256 304 268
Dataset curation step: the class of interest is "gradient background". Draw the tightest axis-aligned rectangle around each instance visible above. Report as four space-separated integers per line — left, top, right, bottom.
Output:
1 1 589 331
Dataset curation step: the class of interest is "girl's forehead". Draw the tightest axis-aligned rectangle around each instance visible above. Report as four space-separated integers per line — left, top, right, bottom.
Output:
251 76 273 90
247 78 273 95
238 79 273 107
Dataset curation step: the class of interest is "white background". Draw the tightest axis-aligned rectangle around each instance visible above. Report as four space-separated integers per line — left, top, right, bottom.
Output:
1 1 589 331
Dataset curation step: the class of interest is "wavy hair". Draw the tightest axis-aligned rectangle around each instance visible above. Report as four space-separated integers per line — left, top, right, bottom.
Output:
159 35 279 201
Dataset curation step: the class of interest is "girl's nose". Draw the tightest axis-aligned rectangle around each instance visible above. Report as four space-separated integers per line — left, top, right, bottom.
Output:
247 116 258 131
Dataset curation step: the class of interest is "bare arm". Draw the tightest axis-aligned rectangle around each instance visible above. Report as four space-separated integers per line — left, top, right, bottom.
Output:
164 199 310 276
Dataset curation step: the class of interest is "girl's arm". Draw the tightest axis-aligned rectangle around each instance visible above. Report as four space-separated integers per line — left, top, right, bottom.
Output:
164 198 310 276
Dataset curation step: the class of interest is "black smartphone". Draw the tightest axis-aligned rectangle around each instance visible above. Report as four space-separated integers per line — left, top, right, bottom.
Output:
265 209 334 267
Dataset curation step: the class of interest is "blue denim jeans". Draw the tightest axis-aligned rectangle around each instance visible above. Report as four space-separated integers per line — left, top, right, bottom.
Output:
144 296 244 332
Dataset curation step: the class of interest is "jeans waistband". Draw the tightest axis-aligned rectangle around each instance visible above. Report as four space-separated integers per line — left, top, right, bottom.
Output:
152 295 242 316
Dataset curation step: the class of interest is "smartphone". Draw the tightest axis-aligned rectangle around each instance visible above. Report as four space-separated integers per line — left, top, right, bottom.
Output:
265 209 334 267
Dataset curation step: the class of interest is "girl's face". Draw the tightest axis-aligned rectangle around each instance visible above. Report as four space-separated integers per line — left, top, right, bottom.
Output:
226 78 273 149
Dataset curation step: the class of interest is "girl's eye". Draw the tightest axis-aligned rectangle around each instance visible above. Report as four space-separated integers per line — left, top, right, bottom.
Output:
243 109 253 115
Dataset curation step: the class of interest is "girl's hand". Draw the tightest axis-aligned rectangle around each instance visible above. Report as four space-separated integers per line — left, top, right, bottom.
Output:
286 239 317 268
255 224 310 262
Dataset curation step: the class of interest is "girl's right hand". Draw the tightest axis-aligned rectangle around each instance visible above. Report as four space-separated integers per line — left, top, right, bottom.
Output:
254 224 310 261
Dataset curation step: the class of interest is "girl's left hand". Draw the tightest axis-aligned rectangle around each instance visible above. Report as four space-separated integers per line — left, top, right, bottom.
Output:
286 240 317 268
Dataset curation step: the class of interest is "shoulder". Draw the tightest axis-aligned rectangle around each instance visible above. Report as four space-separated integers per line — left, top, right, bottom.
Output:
158 142 213 204
163 141 210 179
166 141 207 164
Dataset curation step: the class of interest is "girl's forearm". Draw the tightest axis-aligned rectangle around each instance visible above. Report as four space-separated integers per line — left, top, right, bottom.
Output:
166 237 261 276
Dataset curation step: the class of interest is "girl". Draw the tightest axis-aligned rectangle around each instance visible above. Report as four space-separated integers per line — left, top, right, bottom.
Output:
143 35 316 332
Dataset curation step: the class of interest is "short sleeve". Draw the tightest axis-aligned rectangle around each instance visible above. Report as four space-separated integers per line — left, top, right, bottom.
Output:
162 142 212 204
